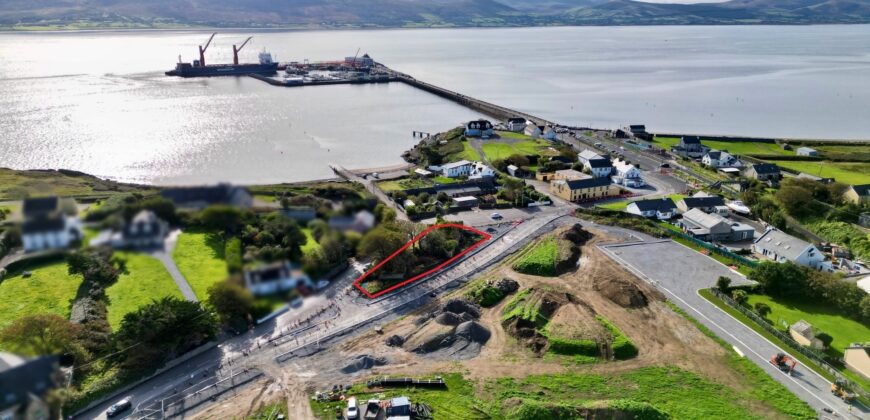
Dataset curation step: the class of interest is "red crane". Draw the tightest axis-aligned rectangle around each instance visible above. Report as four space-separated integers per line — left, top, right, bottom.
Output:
232 36 254 65
198 33 217 67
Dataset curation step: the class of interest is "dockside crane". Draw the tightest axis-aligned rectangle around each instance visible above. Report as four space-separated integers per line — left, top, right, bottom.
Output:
350 47 361 67
233 36 254 65
198 33 217 67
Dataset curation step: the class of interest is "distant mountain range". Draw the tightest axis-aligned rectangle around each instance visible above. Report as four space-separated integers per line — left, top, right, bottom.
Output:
2 0 868 29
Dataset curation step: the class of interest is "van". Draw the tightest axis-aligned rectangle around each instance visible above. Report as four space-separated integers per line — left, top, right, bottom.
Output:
347 397 359 420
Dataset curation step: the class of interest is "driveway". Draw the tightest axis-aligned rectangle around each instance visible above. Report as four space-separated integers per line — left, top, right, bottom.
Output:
599 240 866 419
151 229 198 302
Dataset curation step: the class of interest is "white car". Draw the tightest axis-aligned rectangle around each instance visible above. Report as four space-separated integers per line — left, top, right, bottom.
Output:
346 397 359 420
106 398 132 417
726 200 752 215
316 279 330 290
490 212 503 220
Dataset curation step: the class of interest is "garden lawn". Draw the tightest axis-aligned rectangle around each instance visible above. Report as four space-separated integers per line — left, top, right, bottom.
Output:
766 160 870 185
172 231 228 300
746 294 870 358
481 139 550 161
702 140 793 156
456 141 481 161
376 177 430 192
432 176 457 185
301 228 321 256
597 199 630 211
652 136 680 148
105 252 183 330
0 258 83 329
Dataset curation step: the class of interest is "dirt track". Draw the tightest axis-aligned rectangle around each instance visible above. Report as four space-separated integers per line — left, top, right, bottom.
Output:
196 226 786 419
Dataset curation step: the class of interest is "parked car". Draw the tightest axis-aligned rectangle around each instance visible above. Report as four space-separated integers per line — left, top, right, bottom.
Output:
106 398 132 417
346 397 359 420
490 212 503 220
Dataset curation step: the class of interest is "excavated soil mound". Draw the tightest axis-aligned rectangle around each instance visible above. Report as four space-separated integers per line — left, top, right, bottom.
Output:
443 298 481 319
434 312 462 326
495 278 519 294
502 289 574 355
562 223 593 245
595 278 649 308
341 355 388 374
385 335 405 347
455 320 492 343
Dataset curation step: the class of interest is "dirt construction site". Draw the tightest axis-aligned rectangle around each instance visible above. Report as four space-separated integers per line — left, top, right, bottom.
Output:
191 225 789 419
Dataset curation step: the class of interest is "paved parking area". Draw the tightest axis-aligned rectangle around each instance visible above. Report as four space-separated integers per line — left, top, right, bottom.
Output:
419 206 555 227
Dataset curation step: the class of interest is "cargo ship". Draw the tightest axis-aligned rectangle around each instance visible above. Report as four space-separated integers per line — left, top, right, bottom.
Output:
165 33 278 78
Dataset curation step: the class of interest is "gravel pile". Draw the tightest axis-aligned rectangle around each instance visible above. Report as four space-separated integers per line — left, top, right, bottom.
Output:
341 355 388 374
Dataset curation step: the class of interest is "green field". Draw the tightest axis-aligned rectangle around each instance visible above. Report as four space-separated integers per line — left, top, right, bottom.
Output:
311 366 808 419
481 139 552 161
746 294 870 358
105 252 183 330
0 258 83 329
454 141 481 161
0 168 150 200
172 231 228 300
768 160 870 185
512 238 558 276
376 177 430 192
652 137 795 156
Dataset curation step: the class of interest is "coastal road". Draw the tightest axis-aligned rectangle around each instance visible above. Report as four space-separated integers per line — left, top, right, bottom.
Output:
599 240 867 419
331 164 409 221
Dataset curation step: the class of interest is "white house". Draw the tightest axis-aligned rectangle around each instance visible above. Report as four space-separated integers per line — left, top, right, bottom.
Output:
20 197 83 253
506 164 520 177
753 228 827 270
702 150 743 168
114 210 169 249
611 159 644 188
244 261 313 296
506 117 526 132
464 119 493 138
469 162 495 179
578 149 613 178
626 198 678 220
440 160 473 178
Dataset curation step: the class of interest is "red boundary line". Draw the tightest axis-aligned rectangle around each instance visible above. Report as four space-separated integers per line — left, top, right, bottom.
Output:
353 223 491 299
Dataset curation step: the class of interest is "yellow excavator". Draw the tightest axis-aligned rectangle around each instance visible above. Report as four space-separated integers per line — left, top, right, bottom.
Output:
831 379 856 403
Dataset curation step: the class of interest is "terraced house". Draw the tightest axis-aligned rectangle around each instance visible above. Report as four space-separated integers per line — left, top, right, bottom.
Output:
550 177 619 202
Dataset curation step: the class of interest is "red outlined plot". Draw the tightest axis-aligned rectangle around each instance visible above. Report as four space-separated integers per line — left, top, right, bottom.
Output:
353 223 491 298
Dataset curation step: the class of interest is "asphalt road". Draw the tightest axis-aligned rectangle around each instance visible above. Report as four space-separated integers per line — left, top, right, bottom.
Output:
599 240 867 419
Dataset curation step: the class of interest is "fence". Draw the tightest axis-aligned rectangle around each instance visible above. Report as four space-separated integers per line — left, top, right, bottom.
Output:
710 289 869 400
665 230 759 269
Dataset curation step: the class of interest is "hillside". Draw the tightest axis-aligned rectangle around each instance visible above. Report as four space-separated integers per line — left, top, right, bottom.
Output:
1 0 868 29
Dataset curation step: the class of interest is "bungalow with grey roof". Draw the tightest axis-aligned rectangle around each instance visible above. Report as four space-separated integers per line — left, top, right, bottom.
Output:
753 228 827 270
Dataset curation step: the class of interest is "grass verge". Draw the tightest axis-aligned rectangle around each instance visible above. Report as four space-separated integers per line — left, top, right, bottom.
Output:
172 231 227 300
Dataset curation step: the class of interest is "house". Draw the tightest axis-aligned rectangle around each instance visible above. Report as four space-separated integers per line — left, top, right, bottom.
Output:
744 164 781 183
440 160 473 178
845 343 870 381
796 147 818 157
625 124 651 141
702 150 742 168
161 184 253 209
671 136 707 158
535 172 555 182
554 169 589 181
550 177 619 202
578 150 613 178
611 159 644 188
453 196 479 208
626 198 677 220
464 119 493 138
0 353 59 420
844 184 870 205
114 210 168 249
281 206 317 223
524 124 543 138
20 196 82 253
753 228 826 270
789 320 824 349
243 261 313 296
677 193 726 214
328 210 375 233
678 208 755 242
506 164 520 177
468 162 495 179
542 125 558 141
506 117 526 132
414 168 433 178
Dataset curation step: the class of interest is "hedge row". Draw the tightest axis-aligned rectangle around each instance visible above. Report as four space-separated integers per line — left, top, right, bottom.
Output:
547 336 600 357
597 316 639 360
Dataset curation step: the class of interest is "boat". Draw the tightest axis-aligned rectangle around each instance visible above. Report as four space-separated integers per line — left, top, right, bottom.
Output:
726 200 751 215
166 51 278 77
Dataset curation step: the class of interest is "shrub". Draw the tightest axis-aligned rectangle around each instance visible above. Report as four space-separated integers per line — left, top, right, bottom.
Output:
547 337 599 357
225 237 242 274
597 316 638 360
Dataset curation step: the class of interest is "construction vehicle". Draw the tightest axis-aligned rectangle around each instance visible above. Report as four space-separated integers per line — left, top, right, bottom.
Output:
831 379 856 402
770 353 797 375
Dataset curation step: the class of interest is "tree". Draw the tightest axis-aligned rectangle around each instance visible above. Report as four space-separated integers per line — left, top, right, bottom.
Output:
67 248 120 287
731 289 748 306
207 280 254 329
115 297 218 371
815 331 833 349
502 177 525 203
861 295 870 324
754 302 772 318
775 185 815 217
749 261 808 298
358 225 407 262
716 276 732 293
320 233 346 265
0 314 84 358
199 205 245 233
308 219 329 242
